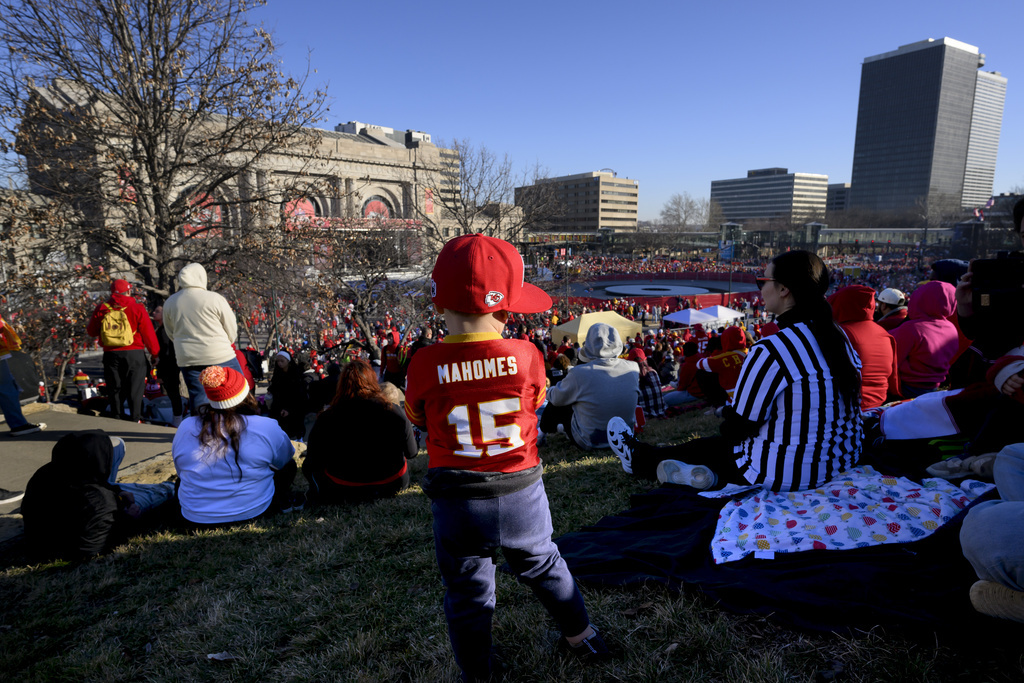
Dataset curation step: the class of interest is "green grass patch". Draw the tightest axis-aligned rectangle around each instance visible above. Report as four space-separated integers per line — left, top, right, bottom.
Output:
2 412 1022 681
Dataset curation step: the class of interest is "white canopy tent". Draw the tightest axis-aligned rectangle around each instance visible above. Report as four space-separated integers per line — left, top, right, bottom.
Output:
662 309 716 326
700 305 745 324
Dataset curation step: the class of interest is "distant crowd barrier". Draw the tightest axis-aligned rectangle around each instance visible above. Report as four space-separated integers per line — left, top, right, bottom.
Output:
560 271 758 312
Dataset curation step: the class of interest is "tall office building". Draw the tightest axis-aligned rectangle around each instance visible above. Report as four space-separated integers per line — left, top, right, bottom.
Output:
849 38 1007 212
710 168 828 223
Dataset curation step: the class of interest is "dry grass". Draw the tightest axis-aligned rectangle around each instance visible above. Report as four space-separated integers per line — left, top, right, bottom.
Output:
1 411 1022 682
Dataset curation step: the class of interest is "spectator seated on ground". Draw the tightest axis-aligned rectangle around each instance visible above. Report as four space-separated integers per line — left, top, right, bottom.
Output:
694 326 748 409
303 360 418 503
665 341 704 407
22 431 175 560
172 366 297 527
607 250 862 492
874 288 908 332
960 441 1024 624
627 347 666 419
541 323 639 450
548 353 571 387
829 285 900 409
891 280 959 399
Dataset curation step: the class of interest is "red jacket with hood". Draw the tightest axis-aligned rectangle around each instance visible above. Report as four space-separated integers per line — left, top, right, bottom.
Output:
86 292 159 354
890 281 959 389
696 326 748 391
828 285 899 409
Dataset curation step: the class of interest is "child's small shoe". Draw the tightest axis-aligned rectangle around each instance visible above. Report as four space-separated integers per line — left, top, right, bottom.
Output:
563 626 611 662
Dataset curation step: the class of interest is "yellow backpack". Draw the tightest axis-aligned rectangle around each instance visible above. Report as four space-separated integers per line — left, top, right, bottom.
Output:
99 304 135 348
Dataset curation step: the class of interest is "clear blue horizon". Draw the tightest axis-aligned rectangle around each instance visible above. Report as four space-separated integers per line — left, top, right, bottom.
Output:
252 0 1022 222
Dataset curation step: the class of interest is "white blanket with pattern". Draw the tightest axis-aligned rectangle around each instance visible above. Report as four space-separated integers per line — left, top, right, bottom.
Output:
708 466 994 564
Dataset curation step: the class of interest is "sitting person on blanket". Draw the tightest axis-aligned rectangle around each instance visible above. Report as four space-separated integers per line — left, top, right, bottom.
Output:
959 440 1024 624
607 250 863 492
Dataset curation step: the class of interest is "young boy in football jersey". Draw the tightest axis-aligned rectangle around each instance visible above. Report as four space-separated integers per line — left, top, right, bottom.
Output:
405 234 608 682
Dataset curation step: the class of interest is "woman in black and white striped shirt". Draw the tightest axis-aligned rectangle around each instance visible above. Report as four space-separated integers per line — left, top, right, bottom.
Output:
608 250 863 492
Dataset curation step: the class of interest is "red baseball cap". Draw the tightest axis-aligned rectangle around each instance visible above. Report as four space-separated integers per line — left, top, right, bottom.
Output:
431 234 552 314
111 279 131 294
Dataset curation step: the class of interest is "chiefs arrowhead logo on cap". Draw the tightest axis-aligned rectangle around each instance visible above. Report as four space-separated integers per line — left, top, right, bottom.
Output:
484 290 504 307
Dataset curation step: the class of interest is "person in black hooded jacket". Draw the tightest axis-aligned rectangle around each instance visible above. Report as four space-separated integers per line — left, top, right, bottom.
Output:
22 431 175 560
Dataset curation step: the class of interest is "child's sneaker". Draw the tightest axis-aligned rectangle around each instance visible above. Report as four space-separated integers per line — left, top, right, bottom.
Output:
563 626 611 662
606 416 637 474
656 460 717 490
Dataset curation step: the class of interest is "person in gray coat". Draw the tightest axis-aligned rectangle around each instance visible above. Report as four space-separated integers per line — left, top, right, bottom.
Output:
540 323 639 450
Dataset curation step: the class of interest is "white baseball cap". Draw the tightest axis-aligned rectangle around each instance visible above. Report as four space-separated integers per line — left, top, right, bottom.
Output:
877 288 905 306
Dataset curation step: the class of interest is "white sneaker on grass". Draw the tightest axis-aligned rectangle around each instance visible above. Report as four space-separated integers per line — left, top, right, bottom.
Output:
656 460 717 490
606 416 636 474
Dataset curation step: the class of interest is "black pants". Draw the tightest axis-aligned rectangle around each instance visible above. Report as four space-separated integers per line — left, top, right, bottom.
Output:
695 370 729 408
631 435 746 484
539 403 581 448
103 349 148 421
157 366 183 417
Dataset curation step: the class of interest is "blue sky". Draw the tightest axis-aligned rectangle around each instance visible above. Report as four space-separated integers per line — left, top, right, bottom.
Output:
252 0 1022 221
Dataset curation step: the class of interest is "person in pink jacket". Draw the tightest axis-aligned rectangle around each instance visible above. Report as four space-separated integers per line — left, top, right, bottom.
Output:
890 280 958 398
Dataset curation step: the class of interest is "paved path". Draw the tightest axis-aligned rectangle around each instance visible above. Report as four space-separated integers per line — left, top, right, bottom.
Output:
1 403 176 516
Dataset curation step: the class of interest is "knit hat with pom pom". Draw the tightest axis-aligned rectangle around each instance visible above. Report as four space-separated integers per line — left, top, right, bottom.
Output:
200 365 249 409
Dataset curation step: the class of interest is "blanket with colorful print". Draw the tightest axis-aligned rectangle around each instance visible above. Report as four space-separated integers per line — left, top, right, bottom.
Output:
709 466 994 564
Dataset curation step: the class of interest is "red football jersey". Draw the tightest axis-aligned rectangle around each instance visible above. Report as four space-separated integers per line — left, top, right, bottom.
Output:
405 333 546 473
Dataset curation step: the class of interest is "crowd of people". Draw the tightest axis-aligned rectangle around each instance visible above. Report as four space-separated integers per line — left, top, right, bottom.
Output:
4 202 1024 680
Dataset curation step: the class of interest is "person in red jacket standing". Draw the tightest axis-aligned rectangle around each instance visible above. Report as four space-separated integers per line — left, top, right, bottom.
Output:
86 280 159 422
829 285 900 409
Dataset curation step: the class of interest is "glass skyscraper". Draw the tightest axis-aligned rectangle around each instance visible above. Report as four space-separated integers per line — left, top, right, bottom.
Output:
848 38 1007 212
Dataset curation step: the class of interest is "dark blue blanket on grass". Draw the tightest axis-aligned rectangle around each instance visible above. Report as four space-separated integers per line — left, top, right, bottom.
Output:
553 446 1006 633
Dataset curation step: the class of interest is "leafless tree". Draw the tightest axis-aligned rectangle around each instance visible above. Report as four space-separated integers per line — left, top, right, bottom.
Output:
410 139 563 255
0 0 329 301
660 192 701 229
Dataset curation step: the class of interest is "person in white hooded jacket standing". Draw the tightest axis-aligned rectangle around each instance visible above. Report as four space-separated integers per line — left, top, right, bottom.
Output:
163 263 245 413
540 323 639 450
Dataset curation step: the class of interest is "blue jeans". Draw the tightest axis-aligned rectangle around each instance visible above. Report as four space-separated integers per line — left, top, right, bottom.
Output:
180 357 244 413
0 357 28 429
107 437 176 511
431 479 590 679
960 442 1024 591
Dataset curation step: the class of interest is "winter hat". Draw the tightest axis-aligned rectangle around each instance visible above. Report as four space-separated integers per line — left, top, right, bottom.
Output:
111 279 131 294
200 366 249 409
431 233 552 314
626 347 647 363
275 351 291 363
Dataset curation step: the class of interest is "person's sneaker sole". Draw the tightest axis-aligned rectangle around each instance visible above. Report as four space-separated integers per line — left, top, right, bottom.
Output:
9 423 46 437
0 488 25 505
606 416 633 474
970 580 1024 624
656 460 717 490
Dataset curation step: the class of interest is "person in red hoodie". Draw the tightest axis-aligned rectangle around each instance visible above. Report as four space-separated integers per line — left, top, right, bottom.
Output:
890 280 958 399
86 280 159 422
828 285 900 409
695 325 748 408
